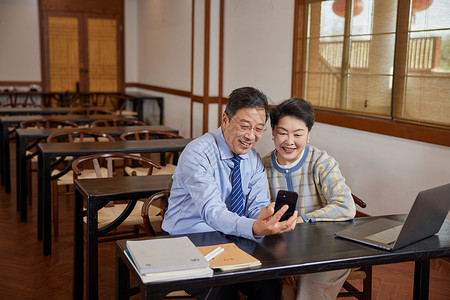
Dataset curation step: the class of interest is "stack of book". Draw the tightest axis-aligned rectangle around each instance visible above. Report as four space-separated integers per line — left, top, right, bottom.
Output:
126 236 213 283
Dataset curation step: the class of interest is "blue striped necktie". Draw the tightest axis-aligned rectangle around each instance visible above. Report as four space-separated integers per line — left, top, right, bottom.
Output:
230 156 244 216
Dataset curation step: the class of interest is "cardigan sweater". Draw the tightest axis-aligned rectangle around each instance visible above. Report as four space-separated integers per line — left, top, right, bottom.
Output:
263 144 356 223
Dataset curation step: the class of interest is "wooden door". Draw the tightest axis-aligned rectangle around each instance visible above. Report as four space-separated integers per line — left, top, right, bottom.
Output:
87 17 118 92
47 15 81 92
42 13 122 93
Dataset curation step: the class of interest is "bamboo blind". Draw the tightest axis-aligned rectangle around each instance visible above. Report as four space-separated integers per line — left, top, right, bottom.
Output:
48 16 80 92
88 18 118 93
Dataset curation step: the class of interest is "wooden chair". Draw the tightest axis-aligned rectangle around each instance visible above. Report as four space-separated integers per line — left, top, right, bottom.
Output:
141 190 170 237
120 129 183 175
91 117 146 127
72 153 162 242
68 107 115 115
47 129 115 236
141 190 194 299
19 118 78 204
338 194 372 300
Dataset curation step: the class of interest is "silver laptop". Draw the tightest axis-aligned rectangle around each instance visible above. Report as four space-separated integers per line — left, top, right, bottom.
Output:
335 183 450 251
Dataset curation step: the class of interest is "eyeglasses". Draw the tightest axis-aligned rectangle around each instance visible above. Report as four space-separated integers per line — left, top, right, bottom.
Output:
229 116 266 136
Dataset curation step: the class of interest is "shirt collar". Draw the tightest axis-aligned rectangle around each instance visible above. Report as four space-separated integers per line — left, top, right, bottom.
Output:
212 127 250 161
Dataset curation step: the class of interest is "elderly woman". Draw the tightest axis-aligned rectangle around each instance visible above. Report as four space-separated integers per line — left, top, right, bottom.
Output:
263 98 356 300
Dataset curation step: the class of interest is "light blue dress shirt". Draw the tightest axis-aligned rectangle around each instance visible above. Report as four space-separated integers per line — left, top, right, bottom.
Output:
162 127 270 239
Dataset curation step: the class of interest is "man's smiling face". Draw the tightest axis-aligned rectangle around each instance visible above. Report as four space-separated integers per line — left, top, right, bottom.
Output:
222 107 266 156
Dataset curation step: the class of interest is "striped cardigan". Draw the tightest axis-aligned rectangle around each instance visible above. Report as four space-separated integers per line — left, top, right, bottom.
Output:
263 144 356 223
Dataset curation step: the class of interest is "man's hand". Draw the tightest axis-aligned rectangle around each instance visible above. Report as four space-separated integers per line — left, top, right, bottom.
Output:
252 202 297 236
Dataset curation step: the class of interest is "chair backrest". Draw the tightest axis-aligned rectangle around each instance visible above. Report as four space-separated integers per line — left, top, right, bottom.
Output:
141 190 170 237
68 107 115 115
2 102 44 108
20 118 77 129
46 129 115 143
120 130 183 165
91 118 146 127
352 194 366 209
72 153 161 179
119 129 182 141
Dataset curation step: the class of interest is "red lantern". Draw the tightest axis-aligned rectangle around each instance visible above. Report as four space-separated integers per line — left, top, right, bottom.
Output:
332 0 364 18
412 0 433 13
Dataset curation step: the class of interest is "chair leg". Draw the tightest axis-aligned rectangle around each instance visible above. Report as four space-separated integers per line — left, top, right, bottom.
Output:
52 181 59 237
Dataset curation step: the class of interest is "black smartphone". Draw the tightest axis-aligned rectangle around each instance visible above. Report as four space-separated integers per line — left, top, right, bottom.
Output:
274 190 298 221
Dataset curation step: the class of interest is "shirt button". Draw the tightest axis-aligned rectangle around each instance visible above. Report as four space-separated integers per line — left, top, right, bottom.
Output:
285 170 289 173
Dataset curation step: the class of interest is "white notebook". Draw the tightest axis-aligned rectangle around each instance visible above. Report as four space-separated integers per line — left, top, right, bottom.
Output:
126 236 210 275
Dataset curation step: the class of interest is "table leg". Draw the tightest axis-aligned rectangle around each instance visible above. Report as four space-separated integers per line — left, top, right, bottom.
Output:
116 251 131 300
0 121 5 186
17 135 28 221
37 152 43 241
157 98 164 125
1 124 12 193
73 189 84 300
42 153 52 255
413 259 430 300
87 198 99 300
137 99 143 122
4 131 11 193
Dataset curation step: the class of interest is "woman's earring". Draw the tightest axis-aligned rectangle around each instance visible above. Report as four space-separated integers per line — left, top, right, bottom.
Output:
307 137 310 143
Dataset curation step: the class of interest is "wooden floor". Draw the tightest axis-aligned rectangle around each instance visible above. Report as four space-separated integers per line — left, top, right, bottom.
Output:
0 142 449 299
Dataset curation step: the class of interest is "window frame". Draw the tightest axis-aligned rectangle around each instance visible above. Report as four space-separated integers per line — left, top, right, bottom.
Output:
292 0 450 147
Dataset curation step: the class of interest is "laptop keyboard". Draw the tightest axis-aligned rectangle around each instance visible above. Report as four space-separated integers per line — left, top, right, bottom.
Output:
366 225 403 244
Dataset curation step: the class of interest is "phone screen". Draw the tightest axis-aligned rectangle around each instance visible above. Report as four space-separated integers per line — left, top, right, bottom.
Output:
274 190 298 221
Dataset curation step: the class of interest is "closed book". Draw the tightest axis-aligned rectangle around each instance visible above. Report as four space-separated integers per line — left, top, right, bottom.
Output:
126 236 210 275
197 243 261 271
124 250 213 283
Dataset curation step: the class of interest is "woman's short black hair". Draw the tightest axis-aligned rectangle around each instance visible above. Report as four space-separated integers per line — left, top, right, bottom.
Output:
224 87 269 122
270 98 315 131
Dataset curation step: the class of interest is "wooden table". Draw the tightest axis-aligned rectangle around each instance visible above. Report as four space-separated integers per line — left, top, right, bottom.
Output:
15 125 178 221
116 216 450 300
125 92 164 125
37 138 192 256
74 175 174 300
0 106 74 116
0 112 69 192
0 113 133 193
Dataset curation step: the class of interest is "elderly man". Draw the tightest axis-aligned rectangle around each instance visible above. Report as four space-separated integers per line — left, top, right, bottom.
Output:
162 87 297 300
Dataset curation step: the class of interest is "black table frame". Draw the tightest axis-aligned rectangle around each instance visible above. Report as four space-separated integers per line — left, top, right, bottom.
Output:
0 113 135 193
37 138 191 256
74 175 174 300
116 216 450 300
125 92 164 125
15 125 177 221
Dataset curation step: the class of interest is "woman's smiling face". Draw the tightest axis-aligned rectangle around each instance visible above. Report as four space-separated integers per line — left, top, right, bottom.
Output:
272 115 310 165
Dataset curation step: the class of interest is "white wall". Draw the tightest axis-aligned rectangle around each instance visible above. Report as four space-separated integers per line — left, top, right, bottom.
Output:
136 0 192 90
223 0 294 101
124 0 138 83
0 0 40 81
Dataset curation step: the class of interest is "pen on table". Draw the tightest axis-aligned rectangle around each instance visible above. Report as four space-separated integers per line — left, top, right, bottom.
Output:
204 246 224 261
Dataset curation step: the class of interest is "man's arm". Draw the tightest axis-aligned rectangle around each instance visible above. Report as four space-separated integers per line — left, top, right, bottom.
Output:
179 145 258 239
